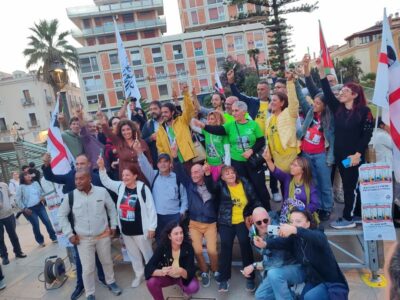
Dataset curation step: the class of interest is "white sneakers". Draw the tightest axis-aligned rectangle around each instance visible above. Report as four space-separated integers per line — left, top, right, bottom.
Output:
131 275 144 288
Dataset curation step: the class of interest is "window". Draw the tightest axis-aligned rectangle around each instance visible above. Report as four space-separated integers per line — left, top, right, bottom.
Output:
152 47 162 63
83 75 102 92
208 6 225 22
158 84 168 96
173 44 183 60
109 53 119 66
83 18 91 29
122 13 134 23
130 49 141 66
143 30 156 38
29 113 38 127
0 118 6 131
116 90 124 102
216 56 225 69
199 78 209 92
194 41 203 56
126 32 138 41
176 63 186 76
207 0 223 4
255 5 262 13
155 66 166 79
87 94 105 110
134 69 145 81
196 59 206 74
238 3 245 13
80 56 99 73
86 38 96 46
189 0 196 7
113 73 122 88
190 11 199 25
23 90 32 101
360 36 371 44
234 35 244 50
104 35 115 43
139 87 148 99
254 31 264 48
214 39 223 54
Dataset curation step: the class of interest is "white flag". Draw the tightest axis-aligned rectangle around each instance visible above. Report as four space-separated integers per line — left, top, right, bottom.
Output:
114 20 141 113
372 8 400 181
214 71 224 94
47 94 74 175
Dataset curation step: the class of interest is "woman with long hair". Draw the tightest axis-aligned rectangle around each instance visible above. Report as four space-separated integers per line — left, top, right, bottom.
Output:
145 221 199 300
263 149 319 223
316 58 374 229
99 114 152 182
15 172 57 247
98 157 157 288
104 116 121 180
205 165 260 292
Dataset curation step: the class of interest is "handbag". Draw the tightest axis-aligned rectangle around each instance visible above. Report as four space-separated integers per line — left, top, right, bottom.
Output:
192 134 206 163
234 122 265 169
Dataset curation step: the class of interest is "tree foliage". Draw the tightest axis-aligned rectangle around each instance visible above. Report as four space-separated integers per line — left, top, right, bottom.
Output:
23 19 79 93
334 56 363 83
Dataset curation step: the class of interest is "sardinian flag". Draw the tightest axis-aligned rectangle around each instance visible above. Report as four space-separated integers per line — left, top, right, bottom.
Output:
47 94 74 175
373 8 400 181
114 19 141 117
214 70 225 94
319 20 336 78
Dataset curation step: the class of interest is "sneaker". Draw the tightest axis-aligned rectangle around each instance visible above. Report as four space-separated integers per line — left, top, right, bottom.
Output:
330 218 356 229
97 278 107 288
131 275 143 288
2 257 9 265
107 282 122 296
245 279 256 292
86 295 95 300
0 279 6 290
353 216 362 224
201 272 210 288
272 192 283 202
39 243 46 248
52 239 58 244
318 210 331 222
218 281 229 292
15 253 27 258
70 285 84 300
214 271 221 284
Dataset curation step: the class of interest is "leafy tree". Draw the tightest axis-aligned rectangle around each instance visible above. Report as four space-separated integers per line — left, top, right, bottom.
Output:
244 73 260 97
23 19 78 95
247 48 260 78
229 0 318 73
334 56 363 83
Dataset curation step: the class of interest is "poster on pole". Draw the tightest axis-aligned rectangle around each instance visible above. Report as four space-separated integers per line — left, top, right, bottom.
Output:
359 163 396 241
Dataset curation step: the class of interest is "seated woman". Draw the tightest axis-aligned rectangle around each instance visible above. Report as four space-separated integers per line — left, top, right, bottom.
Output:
264 208 349 299
145 221 199 300
263 149 319 223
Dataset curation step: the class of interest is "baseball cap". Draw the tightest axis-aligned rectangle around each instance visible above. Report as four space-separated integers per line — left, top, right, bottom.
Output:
157 153 171 162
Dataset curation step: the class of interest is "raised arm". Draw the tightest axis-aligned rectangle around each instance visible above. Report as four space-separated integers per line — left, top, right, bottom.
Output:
133 141 157 184
303 54 320 98
180 85 195 125
173 158 192 189
316 58 340 113
286 75 299 119
98 157 121 194
295 79 312 116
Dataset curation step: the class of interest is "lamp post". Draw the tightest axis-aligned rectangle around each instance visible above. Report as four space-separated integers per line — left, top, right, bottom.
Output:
49 61 70 122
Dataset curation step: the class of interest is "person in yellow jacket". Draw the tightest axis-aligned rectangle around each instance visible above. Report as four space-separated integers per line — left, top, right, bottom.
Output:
156 85 196 171
265 73 300 173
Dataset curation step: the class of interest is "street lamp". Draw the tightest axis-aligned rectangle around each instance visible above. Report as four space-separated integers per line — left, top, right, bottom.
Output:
49 61 70 121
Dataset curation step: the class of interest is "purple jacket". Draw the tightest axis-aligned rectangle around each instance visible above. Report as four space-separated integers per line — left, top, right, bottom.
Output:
272 167 319 213
80 126 105 170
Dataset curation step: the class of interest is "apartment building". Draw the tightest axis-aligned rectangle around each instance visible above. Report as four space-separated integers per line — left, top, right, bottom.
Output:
0 71 82 143
67 0 270 114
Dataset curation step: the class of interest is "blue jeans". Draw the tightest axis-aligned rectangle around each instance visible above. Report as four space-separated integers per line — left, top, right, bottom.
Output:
73 245 105 288
155 213 180 245
255 264 306 300
24 203 56 245
302 152 333 212
301 283 329 300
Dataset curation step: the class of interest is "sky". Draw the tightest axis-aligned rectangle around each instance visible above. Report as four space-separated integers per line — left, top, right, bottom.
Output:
0 0 399 84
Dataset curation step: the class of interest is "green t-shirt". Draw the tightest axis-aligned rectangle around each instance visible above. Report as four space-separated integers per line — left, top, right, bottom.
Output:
223 113 252 124
223 121 263 162
202 129 228 166
166 125 184 162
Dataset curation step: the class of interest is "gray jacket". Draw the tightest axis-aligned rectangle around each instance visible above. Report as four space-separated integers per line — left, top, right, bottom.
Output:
0 183 14 219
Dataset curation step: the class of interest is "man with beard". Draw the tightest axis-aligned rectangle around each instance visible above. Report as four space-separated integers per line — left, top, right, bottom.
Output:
142 101 162 168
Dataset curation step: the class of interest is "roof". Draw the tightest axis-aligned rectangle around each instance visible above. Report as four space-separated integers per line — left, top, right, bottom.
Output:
345 16 400 41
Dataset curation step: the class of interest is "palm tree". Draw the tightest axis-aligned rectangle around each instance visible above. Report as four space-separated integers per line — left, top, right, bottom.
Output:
23 19 79 95
247 48 260 78
335 56 363 83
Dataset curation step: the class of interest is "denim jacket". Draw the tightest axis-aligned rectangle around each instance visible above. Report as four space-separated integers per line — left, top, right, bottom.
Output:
295 81 335 166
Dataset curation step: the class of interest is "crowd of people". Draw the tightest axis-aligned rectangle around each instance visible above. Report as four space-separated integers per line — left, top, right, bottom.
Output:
1 53 397 300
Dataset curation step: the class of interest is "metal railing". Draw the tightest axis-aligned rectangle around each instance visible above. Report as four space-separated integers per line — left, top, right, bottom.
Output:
21 97 35 106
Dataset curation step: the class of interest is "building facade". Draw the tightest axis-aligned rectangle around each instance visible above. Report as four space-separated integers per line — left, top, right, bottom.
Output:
331 14 400 74
0 71 82 144
67 0 271 114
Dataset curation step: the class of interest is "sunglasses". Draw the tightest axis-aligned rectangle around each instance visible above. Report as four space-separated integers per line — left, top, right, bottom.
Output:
255 218 269 226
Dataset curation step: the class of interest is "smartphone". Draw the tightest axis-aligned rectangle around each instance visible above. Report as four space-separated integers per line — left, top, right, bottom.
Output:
249 224 258 238
232 63 237 70
99 148 104 158
342 157 351 168
267 225 280 236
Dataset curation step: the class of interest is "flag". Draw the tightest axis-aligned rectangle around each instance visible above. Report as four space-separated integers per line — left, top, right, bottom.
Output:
372 8 400 181
114 19 141 117
319 20 336 77
214 71 224 94
47 94 74 175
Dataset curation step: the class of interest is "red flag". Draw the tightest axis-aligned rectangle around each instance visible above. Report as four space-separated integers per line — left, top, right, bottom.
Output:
319 20 336 77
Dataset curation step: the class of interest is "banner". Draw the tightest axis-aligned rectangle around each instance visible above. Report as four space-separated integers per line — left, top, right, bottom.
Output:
359 163 396 241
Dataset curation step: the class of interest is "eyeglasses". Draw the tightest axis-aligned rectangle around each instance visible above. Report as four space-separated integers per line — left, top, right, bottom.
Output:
339 88 352 94
255 218 269 226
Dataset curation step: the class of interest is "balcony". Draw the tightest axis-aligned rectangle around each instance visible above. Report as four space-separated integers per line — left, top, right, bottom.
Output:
27 120 40 128
72 18 166 38
67 0 164 18
21 98 35 106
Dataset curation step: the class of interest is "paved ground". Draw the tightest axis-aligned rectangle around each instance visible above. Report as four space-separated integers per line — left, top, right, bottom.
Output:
0 208 397 300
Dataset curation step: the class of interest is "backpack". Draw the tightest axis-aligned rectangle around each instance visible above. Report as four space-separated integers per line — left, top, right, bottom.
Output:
150 171 181 203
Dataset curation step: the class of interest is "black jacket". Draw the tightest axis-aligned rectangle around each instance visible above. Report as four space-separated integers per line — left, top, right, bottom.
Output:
205 176 260 226
266 228 348 287
141 119 159 168
144 241 196 286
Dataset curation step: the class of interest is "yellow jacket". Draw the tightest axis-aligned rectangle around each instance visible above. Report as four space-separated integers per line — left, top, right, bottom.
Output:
265 81 299 150
156 92 196 162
